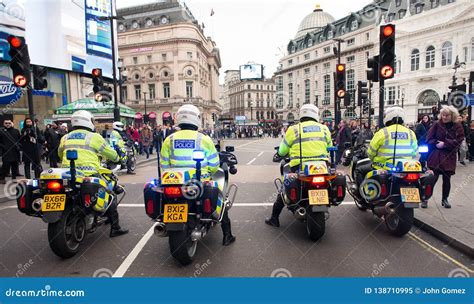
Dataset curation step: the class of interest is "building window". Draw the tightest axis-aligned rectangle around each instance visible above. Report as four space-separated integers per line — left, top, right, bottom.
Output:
288 83 293 107
350 19 358 31
162 53 167 61
388 13 395 22
133 57 138 64
304 53 310 60
327 31 333 39
431 0 440 8
387 87 396 105
366 33 370 41
442 41 453 66
397 60 402 73
426 46 435 68
148 84 155 99
304 79 311 104
315 65 318 73
288 59 293 65
186 81 193 98
248 84 251 90
288 73 293 79
411 49 420 71
347 55 355 63
323 75 330 105
347 38 355 45
163 82 170 98
396 0 402 7
121 87 127 102
347 69 355 102
447 0 455 3
324 46 331 53
323 62 330 69
134 85 141 101
247 93 251 99
471 38 474 61
304 68 310 75
415 5 423 14
187 52 193 60
399 10 406 19
315 50 318 57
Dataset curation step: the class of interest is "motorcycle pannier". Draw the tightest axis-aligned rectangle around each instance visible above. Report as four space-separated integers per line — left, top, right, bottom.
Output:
144 182 162 219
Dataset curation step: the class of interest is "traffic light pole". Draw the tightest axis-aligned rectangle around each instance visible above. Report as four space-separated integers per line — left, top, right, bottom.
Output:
334 39 342 126
378 78 385 128
27 85 34 122
110 17 120 122
469 72 473 123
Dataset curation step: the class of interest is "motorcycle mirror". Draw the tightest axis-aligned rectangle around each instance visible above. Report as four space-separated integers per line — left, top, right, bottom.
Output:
229 166 238 175
274 146 279 151
226 146 235 152
66 150 78 161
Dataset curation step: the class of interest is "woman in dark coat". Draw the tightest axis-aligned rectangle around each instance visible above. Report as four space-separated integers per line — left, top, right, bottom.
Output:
426 106 465 209
20 118 43 179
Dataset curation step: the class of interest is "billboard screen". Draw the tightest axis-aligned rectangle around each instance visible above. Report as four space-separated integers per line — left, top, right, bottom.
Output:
0 0 114 78
240 64 263 80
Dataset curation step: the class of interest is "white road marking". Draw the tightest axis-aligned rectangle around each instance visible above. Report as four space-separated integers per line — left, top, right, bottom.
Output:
119 202 355 208
0 205 16 211
235 140 260 149
247 158 257 165
113 224 155 278
257 151 264 157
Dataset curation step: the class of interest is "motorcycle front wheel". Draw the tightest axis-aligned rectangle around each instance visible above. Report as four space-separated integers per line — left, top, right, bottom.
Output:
48 208 86 258
127 155 137 172
384 204 414 236
168 231 197 266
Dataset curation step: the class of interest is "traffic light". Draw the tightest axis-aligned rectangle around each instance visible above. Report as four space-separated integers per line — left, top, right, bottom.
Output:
8 35 31 88
367 56 379 83
357 81 369 106
362 103 369 115
33 65 48 90
92 68 103 94
379 24 396 80
343 94 351 107
335 64 346 99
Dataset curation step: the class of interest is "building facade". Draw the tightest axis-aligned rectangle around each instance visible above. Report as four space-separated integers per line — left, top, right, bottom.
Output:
275 0 474 125
117 0 222 128
228 75 276 125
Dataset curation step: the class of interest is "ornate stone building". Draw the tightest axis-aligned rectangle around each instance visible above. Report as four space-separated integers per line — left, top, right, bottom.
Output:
117 0 221 128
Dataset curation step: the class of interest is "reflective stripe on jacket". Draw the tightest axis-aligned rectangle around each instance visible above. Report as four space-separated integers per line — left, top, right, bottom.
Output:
278 120 332 168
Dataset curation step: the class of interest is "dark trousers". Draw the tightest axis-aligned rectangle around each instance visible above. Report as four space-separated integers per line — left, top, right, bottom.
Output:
49 148 59 168
469 142 474 161
1 161 19 180
433 171 452 201
105 200 121 230
24 160 42 179
220 209 233 237
270 165 298 219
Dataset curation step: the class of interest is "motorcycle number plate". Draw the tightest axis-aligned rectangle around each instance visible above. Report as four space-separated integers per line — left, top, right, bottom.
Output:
163 204 188 223
400 188 421 203
308 190 329 205
42 195 66 212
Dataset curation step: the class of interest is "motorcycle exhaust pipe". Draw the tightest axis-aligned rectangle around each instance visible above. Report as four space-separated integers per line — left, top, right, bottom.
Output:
191 229 204 242
373 202 396 217
294 207 306 221
32 198 43 212
385 202 396 214
153 222 167 237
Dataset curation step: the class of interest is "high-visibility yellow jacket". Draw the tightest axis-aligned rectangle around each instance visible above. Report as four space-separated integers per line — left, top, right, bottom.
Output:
278 120 333 168
109 130 125 149
58 129 119 175
160 130 219 178
367 124 418 170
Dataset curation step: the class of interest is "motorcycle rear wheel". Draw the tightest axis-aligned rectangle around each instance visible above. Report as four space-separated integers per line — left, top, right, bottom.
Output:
169 231 197 266
385 204 414 237
306 208 325 242
48 208 85 258
127 156 137 172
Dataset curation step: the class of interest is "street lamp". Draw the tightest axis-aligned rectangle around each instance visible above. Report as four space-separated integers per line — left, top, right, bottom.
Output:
97 14 125 121
117 58 125 104
142 91 148 124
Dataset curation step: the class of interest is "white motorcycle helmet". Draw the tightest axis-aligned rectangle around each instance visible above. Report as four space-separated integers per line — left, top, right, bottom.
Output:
71 110 95 131
113 121 124 132
384 106 405 125
299 104 320 122
176 104 201 129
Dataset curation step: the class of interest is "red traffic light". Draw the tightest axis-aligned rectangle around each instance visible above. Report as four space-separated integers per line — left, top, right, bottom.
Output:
14 75 27 87
8 36 22 48
380 65 394 79
337 89 346 98
336 64 345 72
92 68 102 77
382 25 394 37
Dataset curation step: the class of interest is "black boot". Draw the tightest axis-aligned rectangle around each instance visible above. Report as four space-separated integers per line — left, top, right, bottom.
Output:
221 210 236 246
265 196 284 228
106 201 129 237
421 200 428 209
441 199 451 209
110 227 129 237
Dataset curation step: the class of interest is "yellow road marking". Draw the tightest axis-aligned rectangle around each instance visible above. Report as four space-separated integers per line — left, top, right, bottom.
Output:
408 232 473 274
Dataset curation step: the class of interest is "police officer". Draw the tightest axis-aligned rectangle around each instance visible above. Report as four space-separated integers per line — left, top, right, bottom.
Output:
160 105 236 246
58 110 129 237
265 104 332 227
111 122 135 175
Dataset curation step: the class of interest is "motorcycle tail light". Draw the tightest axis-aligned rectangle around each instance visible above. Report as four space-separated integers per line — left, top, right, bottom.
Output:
203 198 212 213
164 187 182 198
381 183 388 197
337 185 344 198
404 173 420 182
19 195 26 209
47 181 62 192
84 194 91 206
290 188 297 201
146 199 154 215
311 176 326 185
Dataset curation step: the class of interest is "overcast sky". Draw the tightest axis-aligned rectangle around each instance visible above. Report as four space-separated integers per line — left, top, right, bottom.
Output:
117 0 373 82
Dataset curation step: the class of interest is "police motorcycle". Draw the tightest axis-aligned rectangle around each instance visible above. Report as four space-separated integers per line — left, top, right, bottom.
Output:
343 140 435 236
143 145 238 265
16 150 127 258
272 145 346 241
108 137 137 173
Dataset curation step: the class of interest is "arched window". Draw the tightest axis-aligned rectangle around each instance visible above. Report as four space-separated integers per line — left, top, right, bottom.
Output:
411 49 420 71
426 46 435 68
418 90 440 107
441 41 453 66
